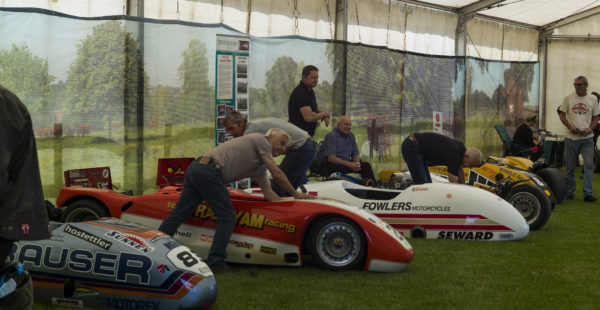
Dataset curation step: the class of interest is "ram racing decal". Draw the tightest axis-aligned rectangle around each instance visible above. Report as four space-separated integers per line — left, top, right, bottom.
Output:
192 205 296 233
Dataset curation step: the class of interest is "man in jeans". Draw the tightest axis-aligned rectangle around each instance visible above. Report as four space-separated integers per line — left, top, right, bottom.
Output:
158 129 314 272
401 132 482 184
558 75 600 202
224 111 317 196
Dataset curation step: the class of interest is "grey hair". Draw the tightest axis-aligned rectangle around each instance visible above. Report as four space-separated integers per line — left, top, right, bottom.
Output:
575 75 588 86
224 111 246 124
266 128 291 145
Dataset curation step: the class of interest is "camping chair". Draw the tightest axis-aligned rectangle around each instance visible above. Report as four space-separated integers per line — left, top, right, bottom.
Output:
493 124 533 158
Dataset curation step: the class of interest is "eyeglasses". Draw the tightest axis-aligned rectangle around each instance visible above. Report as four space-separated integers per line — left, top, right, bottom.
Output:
573 83 584 86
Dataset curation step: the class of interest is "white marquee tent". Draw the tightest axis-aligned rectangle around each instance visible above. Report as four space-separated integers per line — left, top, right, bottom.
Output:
2 0 600 135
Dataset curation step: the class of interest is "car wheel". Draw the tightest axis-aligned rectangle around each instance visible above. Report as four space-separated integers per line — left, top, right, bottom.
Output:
535 168 567 204
307 216 366 270
60 199 110 222
506 184 552 230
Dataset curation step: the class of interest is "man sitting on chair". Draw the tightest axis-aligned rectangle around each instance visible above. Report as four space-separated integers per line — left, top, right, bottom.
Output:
315 116 375 182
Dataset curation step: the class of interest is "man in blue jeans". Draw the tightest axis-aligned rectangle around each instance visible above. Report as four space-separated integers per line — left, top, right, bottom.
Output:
558 75 600 202
224 111 317 196
401 132 482 184
158 129 314 272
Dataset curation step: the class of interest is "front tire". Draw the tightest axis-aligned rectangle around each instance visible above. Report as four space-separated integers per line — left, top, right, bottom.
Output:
535 168 566 204
59 199 110 222
506 184 552 230
307 216 366 270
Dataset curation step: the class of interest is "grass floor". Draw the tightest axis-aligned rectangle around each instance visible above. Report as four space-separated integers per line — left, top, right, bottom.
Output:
34 171 600 310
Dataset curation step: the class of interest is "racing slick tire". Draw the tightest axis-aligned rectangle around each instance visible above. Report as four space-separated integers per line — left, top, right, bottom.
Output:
59 198 110 222
307 216 366 271
535 168 566 204
506 184 552 231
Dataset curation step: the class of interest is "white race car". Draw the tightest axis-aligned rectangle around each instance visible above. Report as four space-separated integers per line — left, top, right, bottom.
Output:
297 180 529 241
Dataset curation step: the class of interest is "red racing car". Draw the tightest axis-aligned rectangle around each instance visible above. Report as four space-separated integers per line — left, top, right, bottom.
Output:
50 185 414 273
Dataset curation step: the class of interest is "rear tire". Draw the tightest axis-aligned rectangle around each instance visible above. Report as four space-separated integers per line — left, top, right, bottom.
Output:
307 216 366 270
535 168 566 204
59 199 109 222
506 184 552 230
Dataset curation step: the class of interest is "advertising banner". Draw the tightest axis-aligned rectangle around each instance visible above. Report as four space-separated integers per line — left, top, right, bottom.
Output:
215 34 250 146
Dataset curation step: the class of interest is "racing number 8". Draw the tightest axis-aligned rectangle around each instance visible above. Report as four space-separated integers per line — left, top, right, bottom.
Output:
177 251 199 267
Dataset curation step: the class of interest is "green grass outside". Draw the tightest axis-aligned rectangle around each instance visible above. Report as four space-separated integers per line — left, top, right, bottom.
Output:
34 169 600 310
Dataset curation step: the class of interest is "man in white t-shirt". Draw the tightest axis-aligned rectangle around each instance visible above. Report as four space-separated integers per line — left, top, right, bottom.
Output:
558 75 600 202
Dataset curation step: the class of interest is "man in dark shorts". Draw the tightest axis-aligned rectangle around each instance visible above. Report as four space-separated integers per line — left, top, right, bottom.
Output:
401 132 482 184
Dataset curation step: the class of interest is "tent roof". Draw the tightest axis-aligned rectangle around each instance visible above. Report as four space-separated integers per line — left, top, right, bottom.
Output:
404 0 600 29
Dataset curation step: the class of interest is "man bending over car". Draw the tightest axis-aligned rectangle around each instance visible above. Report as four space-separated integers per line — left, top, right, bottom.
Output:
224 111 316 196
158 129 314 272
401 132 482 184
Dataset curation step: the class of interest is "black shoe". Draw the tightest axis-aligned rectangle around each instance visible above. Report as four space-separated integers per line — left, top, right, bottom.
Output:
209 263 232 273
565 194 575 200
584 195 597 202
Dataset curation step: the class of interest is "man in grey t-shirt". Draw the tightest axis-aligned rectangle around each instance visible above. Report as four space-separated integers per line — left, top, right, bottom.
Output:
159 129 314 271
224 111 317 195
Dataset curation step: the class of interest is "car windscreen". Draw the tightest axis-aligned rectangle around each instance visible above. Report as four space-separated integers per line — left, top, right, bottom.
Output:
344 188 401 200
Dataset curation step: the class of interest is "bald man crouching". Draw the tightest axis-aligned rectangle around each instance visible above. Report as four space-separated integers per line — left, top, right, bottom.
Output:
401 132 482 184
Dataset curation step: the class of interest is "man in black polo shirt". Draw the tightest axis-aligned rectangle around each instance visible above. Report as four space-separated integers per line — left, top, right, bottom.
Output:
401 132 482 184
288 65 331 137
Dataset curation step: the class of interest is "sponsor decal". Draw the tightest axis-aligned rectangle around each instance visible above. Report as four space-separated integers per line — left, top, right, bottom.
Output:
167 201 177 209
156 263 170 273
200 234 213 243
149 234 170 243
163 240 180 250
12 244 152 284
446 193 452 199
193 206 296 233
20 223 31 237
498 233 514 239
437 231 493 240
199 234 253 249
260 246 277 255
362 201 451 212
362 201 412 211
64 224 112 250
53 297 83 307
76 287 93 293
412 187 428 191
100 297 160 310
230 240 254 249
105 231 154 253
174 231 192 238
